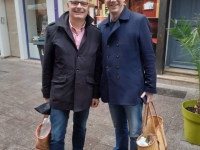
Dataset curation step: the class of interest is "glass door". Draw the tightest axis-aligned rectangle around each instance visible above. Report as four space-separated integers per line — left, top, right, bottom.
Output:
23 0 57 59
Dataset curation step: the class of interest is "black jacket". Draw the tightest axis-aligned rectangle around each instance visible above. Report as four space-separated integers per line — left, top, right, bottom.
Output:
42 12 102 112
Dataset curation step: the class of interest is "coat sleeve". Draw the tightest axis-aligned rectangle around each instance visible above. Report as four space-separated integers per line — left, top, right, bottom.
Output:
139 16 157 94
93 34 102 98
42 26 55 98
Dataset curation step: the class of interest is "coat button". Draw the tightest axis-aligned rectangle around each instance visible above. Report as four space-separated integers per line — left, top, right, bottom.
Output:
116 43 119 47
116 75 120 79
76 69 79 71
107 45 110 48
77 55 80 58
116 54 120 58
116 65 120 69
107 55 110 58
106 66 109 69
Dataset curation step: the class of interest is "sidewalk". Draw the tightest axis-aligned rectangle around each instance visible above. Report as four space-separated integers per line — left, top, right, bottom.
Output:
0 58 199 150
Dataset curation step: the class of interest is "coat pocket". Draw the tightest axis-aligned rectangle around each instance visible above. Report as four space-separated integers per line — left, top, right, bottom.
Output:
51 77 67 83
86 77 97 84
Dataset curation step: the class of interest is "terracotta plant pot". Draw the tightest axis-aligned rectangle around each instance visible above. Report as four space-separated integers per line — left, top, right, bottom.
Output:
182 100 200 145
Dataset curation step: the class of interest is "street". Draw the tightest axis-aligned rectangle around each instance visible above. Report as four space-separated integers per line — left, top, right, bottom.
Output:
0 58 199 150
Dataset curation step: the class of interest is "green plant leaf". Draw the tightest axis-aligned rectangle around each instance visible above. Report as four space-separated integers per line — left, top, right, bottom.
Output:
168 14 200 105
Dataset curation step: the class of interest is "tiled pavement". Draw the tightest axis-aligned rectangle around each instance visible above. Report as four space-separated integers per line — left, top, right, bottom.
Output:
0 58 200 150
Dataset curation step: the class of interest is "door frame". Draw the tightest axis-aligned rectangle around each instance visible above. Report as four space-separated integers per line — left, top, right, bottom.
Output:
155 0 171 74
0 0 11 57
22 0 58 60
165 0 199 70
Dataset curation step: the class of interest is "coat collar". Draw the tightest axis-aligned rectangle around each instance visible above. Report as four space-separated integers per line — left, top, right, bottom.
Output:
103 6 130 25
54 12 93 50
55 11 94 28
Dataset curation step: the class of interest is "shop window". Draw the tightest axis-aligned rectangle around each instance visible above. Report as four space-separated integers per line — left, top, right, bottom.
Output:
24 0 48 59
63 0 68 12
129 0 160 53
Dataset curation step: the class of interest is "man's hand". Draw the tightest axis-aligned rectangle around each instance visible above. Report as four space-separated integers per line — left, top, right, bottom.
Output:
91 98 99 108
44 98 50 103
140 92 153 103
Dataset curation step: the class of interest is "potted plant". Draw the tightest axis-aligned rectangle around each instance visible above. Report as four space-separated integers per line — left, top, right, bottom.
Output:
168 14 200 145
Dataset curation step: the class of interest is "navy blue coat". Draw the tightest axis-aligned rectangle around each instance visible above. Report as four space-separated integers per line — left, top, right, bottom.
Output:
99 7 156 105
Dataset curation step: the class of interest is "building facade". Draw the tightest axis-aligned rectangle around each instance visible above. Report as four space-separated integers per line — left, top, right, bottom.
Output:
0 0 199 74
0 0 67 60
155 0 200 74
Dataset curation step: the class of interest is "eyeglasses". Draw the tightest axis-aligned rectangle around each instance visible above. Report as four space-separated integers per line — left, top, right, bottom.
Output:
69 1 89 7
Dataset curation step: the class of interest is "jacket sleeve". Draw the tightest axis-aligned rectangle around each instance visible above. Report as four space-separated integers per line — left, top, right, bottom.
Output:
93 34 102 98
42 26 55 98
139 16 157 94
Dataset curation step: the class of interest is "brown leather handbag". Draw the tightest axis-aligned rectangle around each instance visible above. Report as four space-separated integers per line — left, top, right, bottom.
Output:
35 116 51 150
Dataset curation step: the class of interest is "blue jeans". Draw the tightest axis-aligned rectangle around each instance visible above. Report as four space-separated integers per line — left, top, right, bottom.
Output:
109 103 143 150
49 108 89 150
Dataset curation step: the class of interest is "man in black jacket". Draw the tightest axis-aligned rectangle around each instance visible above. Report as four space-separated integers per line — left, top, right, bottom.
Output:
42 0 101 149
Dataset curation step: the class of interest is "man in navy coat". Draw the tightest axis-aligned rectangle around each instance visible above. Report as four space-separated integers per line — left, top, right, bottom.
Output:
99 0 157 149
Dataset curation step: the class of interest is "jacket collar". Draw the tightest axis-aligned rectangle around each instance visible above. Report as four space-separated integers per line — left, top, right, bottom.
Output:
103 6 130 25
55 11 94 28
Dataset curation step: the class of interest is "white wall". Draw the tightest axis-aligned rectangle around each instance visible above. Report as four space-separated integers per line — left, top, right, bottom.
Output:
0 0 11 57
14 0 28 59
46 0 55 23
58 0 65 17
25 0 37 42
4 0 59 60
14 0 56 60
165 0 172 63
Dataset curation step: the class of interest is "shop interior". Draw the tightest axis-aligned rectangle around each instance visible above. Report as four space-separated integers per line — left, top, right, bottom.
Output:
25 0 48 59
89 0 160 52
25 0 160 59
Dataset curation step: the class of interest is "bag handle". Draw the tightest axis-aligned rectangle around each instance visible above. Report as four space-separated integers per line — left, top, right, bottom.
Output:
147 102 160 128
149 102 166 148
144 103 158 135
142 103 158 133
142 102 166 149
141 103 160 149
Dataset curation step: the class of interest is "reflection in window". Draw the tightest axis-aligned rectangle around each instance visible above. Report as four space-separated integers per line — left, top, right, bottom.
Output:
25 0 48 59
63 0 68 12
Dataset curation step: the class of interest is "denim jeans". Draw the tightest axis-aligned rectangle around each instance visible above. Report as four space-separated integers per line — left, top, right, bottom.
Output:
49 108 89 150
109 102 143 150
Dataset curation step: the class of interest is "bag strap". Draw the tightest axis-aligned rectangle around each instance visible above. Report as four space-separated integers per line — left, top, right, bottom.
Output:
141 103 160 149
141 102 167 149
147 103 161 150
148 102 167 148
142 103 157 134
141 103 147 132
142 104 150 131
149 102 160 125
147 103 158 136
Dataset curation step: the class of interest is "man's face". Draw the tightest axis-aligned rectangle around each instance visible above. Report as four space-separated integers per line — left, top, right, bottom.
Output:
67 0 89 20
105 0 124 15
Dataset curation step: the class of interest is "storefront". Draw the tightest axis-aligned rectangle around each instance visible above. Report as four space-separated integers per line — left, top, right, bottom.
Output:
129 0 160 53
0 0 67 59
155 0 200 74
0 0 11 57
23 0 58 59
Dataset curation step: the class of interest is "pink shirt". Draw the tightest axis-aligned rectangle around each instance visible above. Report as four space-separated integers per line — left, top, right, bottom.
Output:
69 21 85 50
